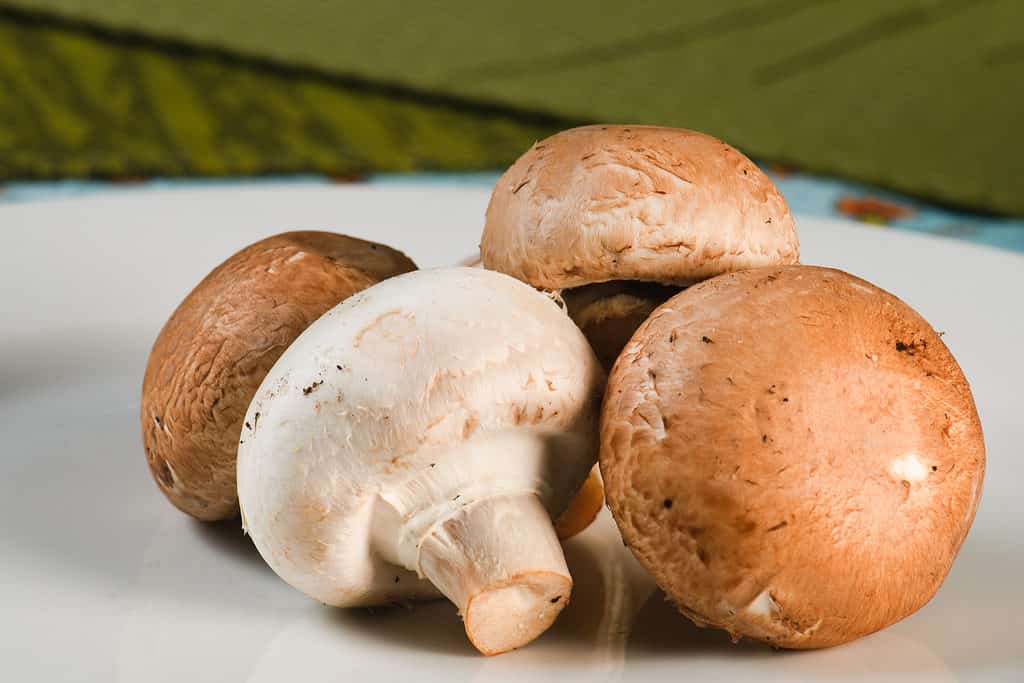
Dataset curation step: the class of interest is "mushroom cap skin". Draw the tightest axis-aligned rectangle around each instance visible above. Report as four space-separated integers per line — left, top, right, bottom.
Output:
601 265 985 649
481 125 799 291
141 231 416 521
237 267 605 654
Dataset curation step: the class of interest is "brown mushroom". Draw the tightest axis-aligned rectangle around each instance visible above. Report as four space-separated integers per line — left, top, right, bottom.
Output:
601 265 985 649
141 231 416 520
482 125 799 368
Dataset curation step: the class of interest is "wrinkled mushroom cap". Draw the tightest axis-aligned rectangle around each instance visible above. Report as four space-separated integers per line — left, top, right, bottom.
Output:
141 231 416 520
601 265 985 649
481 125 799 290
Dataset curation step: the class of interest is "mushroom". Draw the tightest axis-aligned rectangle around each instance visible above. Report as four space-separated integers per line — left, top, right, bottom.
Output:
601 265 985 648
141 231 416 520
481 124 800 369
237 267 605 655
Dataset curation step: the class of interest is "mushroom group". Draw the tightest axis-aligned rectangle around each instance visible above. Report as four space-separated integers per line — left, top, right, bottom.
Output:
142 125 984 656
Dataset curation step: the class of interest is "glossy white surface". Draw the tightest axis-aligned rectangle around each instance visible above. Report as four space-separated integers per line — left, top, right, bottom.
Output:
1 184 1022 682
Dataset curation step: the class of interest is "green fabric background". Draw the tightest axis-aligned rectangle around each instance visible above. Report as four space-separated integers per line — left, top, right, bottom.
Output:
0 11 560 179
1 0 1022 214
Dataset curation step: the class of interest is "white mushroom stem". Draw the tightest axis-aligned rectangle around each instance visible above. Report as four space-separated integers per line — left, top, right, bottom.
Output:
560 281 682 369
371 428 590 654
420 494 571 655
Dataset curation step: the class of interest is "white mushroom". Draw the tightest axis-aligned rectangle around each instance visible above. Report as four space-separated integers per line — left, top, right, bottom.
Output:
237 267 605 654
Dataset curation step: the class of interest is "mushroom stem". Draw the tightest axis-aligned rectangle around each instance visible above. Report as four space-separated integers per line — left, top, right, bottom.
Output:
418 493 572 656
369 429 595 654
562 281 681 370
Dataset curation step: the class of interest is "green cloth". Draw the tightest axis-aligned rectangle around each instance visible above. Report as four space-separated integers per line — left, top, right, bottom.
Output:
2 0 1022 214
0 11 559 179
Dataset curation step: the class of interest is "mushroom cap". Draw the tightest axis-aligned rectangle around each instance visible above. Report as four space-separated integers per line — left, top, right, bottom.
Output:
141 231 416 520
601 265 985 649
237 267 605 608
481 125 799 290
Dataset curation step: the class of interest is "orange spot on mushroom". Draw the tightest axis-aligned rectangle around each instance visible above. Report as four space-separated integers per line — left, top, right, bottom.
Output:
462 416 479 439
352 309 414 348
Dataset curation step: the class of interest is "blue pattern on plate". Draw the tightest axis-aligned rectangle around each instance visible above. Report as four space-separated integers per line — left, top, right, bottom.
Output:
3 170 1022 253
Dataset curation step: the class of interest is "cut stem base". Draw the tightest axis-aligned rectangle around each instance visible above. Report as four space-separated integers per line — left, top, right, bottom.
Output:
417 493 572 655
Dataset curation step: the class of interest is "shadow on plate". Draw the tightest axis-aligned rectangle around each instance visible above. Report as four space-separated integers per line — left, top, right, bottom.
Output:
192 517 274 574
330 598 476 657
536 534 614 650
0 334 146 399
626 589 772 658
623 590 960 680
326 528 616 658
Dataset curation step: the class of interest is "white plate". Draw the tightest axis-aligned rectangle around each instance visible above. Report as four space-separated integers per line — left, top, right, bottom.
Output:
1 184 1022 682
